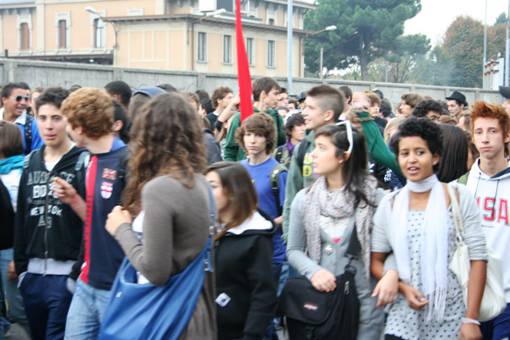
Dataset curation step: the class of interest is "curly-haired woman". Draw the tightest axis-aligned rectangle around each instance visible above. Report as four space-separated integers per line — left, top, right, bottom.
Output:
105 93 216 339
371 118 487 340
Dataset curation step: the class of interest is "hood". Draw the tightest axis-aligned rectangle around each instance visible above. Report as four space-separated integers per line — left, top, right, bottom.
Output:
226 211 274 236
33 146 85 173
469 159 510 181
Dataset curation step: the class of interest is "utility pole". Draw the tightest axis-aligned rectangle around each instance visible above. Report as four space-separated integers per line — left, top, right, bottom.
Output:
287 0 293 94
483 0 488 87
506 0 510 86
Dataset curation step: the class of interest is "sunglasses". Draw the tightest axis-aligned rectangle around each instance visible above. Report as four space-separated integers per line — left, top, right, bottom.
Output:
335 119 353 154
13 95 30 102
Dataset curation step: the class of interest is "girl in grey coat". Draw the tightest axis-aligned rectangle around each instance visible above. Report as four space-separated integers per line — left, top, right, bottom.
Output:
287 123 384 339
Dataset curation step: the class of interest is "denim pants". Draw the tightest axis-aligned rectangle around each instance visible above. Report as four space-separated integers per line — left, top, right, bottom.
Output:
64 280 111 340
481 303 510 340
0 248 26 324
19 273 72 340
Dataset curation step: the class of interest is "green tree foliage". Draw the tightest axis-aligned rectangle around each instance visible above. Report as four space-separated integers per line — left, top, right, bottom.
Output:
304 0 422 80
385 34 430 83
495 12 507 25
441 16 484 87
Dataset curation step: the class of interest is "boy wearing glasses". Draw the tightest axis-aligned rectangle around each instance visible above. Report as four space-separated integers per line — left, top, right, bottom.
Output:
0 83 43 154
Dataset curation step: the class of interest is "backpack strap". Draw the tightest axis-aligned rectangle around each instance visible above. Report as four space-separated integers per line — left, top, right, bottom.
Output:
270 163 287 217
274 146 284 164
23 149 37 169
296 138 310 176
24 114 33 154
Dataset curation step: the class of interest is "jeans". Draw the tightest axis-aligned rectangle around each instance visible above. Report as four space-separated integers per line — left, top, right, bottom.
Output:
0 248 26 324
19 273 72 340
64 280 111 340
481 303 510 340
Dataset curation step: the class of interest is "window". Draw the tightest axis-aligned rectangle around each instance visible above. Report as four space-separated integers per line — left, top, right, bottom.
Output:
223 35 232 64
19 23 30 50
93 18 105 48
246 38 254 65
58 19 67 48
217 0 233 13
267 4 276 25
267 40 275 68
197 32 207 62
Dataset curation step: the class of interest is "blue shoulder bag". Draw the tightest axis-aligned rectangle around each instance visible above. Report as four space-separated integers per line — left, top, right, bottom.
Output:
98 185 216 340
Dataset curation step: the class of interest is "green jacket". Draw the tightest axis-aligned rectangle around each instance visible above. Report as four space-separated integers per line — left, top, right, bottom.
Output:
356 111 402 176
282 130 317 239
223 108 286 161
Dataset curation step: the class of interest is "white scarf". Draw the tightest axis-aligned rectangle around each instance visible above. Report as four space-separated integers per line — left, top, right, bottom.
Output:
392 174 449 321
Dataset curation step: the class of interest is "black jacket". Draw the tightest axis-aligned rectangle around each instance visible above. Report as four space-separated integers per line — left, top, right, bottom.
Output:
14 146 86 278
215 211 277 340
0 179 14 250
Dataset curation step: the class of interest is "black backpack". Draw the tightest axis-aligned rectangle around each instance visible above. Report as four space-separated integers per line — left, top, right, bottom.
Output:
277 229 361 340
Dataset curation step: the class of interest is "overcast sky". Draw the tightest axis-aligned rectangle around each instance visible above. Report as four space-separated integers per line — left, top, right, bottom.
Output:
405 0 508 45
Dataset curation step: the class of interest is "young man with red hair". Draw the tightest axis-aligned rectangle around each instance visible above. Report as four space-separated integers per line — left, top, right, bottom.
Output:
466 101 510 339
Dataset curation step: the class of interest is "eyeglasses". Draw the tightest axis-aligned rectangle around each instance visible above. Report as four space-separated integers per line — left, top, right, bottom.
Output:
13 95 30 102
335 119 353 154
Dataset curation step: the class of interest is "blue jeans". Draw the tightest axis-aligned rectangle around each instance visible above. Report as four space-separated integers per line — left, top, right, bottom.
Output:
481 303 510 340
64 280 111 340
19 273 72 340
0 249 26 324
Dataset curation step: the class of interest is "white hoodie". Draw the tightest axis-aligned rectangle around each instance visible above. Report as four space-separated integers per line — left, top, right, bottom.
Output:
466 159 510 302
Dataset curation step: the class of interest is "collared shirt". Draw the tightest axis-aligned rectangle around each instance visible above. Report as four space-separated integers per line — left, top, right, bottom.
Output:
0 110 43 154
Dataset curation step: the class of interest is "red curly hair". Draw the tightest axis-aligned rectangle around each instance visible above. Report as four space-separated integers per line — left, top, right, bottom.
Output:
61 88 113 139
471 101 510 137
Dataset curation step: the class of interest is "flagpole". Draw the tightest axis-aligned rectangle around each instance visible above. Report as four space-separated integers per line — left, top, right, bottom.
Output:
235 0 254 122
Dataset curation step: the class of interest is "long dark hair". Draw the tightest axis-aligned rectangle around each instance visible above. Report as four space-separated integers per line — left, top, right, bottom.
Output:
205 162 258 240
123 93 207 214
437 124 468 182
315 124 374 207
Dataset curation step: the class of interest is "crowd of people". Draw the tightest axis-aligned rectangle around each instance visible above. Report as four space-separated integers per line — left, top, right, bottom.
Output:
0 77 509 340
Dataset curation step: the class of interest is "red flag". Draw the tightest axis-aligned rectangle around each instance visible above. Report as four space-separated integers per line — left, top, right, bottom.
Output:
235 0 254 122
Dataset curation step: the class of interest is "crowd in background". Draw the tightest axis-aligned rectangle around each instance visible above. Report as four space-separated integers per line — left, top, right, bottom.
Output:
0 77 509 340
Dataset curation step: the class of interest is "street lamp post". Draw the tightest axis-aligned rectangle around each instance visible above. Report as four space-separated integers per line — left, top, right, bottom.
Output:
308 25 336 80
287 0 293 94
85 6 118 65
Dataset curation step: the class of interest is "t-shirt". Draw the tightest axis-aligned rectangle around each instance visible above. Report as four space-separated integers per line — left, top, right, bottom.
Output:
241 157 287 264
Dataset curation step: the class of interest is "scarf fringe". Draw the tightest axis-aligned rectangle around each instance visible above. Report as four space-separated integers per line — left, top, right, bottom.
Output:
425 288 447 322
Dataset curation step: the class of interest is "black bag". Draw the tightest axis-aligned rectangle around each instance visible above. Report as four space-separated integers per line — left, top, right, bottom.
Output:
278 229 361 340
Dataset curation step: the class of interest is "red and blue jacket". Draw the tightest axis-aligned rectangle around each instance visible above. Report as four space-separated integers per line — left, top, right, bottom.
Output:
79 138 128 290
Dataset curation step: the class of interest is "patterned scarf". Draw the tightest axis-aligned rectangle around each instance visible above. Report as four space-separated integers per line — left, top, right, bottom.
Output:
303 176 377 278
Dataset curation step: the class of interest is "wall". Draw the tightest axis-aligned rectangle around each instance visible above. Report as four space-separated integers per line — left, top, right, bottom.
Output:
0 58 503 108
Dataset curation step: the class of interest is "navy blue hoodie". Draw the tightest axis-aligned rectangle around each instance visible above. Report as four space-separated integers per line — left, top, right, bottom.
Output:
79 138 128 290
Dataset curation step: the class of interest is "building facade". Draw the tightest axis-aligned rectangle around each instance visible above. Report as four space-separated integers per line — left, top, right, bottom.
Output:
0 0 314 76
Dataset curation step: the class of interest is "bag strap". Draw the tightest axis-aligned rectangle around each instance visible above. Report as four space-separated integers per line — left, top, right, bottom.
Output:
345 224 361 259
447 183 464 246
270 163 286 217
204 183 217 273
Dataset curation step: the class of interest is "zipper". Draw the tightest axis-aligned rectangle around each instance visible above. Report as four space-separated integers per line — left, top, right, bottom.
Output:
43 171 52 276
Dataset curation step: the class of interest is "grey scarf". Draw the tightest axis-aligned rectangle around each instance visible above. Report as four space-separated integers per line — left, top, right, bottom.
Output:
303 176 377 278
